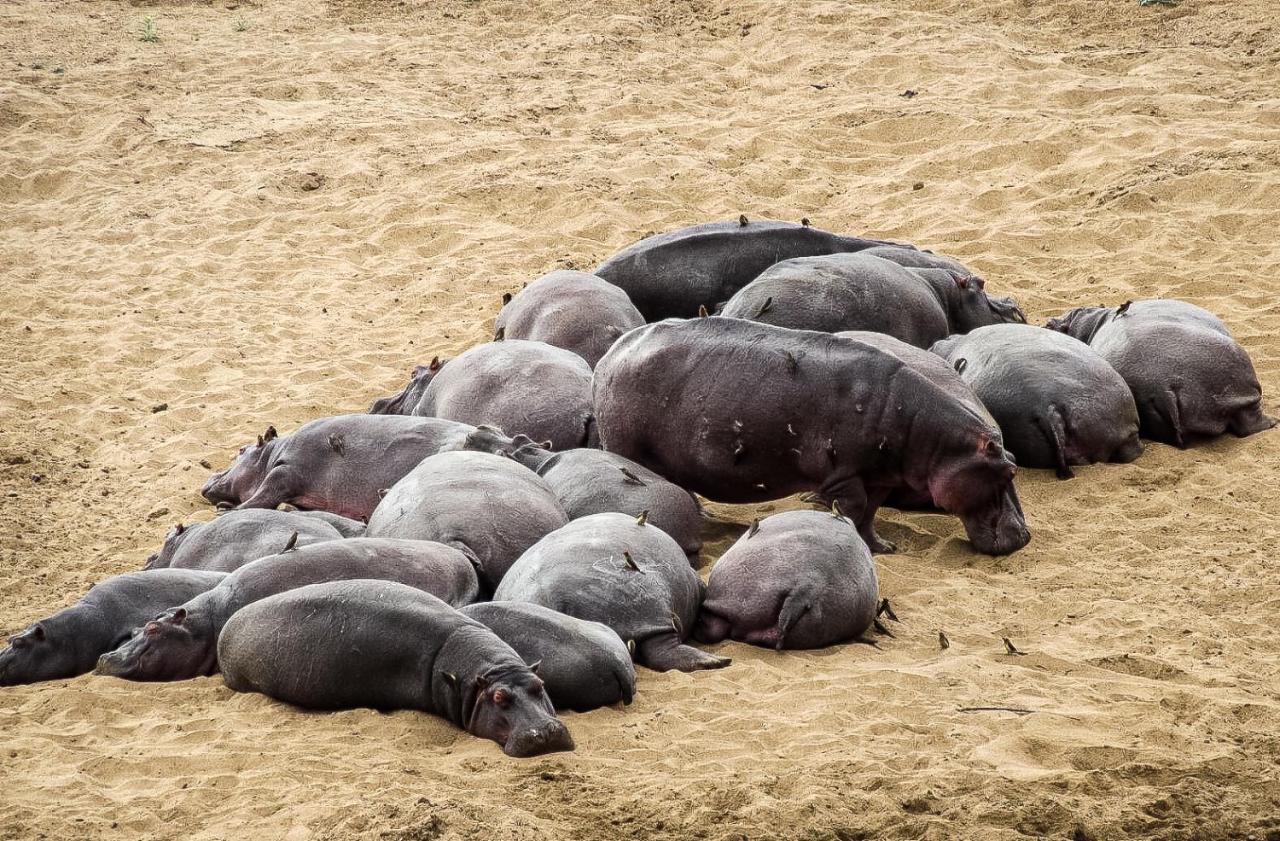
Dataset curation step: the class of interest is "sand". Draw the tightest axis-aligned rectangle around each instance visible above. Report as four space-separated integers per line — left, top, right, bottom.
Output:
2 0 1280 837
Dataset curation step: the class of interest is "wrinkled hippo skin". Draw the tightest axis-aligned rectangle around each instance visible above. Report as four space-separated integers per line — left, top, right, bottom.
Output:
1046 299 1275 447
201 414 475 521
696 511 879 649
462 601 636 712
218 580 573 757
494 512 730 672
0 570 224 686
593 317 1030 555
144 509 344 572
291 510 367 537
495 271 645 368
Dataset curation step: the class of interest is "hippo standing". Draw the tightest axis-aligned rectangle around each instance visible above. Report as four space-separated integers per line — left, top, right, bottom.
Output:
494 271 644 368
218 580 574 757
370 340 597 450
365 450 569 590
144 509 344 572
0 570 224 686
1046 300 1275 447
462 602 636 712
695 511 878 650
494 512 729 672
718 252 1025 347
931 324 1144 477
95 538 480 682
201 414 476 521
593 218 906 320
593 317 1030 555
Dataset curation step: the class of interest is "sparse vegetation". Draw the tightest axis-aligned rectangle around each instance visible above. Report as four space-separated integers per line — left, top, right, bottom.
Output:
138 16 159 43
234 17 250 32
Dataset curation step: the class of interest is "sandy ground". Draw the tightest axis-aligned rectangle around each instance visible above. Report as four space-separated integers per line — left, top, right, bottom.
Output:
3 0 1280 837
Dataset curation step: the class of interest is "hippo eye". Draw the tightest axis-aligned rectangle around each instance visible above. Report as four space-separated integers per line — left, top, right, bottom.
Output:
492 688 512 707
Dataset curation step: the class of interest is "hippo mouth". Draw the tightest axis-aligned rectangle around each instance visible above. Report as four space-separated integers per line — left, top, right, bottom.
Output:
989 295 1027 324
502 722 575 758
94 645 140 679
962 486 1030 555
200 472 235 506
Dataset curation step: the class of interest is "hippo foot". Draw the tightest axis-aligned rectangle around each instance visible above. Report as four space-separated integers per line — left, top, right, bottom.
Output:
860 529 896 554
692 612 730 645
636 634 731 672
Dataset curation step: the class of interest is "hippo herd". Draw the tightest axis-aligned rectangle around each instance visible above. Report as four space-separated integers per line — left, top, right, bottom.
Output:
1 218 1273 758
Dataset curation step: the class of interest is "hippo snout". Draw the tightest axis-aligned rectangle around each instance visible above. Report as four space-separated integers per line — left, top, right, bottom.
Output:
93 648 135 678
502 721 575 758
200 472 233 506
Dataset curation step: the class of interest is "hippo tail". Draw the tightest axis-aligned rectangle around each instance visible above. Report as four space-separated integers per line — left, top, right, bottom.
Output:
1035 405 1075 480
1151 387 1187 449
774 590 816 651
581 414 599 449
635 632 730 673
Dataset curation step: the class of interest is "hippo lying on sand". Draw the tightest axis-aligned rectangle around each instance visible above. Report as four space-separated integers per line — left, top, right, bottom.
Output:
202 415 476 520
593 218 905 320
144 509 345 572
695 510 878 650
858 244 974 275
0 570 224 686
219 580 574 757
719 252 1025 347
931 324 1143 477
594 317 1030 555
495 512 730 672
370 340 597 450
366 450 569 590
495 271 644 368
96 538 479 681
462 601 635 712
1045 299 1275 447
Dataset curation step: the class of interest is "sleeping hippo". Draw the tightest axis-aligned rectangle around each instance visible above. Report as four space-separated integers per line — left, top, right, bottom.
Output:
369 340 597 450
461 429 703 562
462 602 635 712
593 317 1030 555
0 569 224 686
859 244 974 275
218 580 574 757
365 450 569 590
144 509 345 572
494 512 730 672
718 252 1025 347
695 510 878 650
494 270 645 368
593 218 906 320
1045 300 1275 447
369 357 444 415
291 510 367 537
201 414 476 521
931 324 1144 477
95 538 480 682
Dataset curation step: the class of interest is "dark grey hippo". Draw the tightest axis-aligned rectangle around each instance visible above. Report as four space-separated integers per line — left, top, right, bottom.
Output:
931 324 1144 477
494 512 729 672
369 357 445 415
0 570 224 686
365 450 569 590
369 340 597 450
201 414 476 521
291 510 367 537
218 580 574 757
859 244 973 275
1045 300 1275 447
95 538 480 682
593 317 1030 555
718 252 1025 348
461 429 703 562
461 602 635 712
144 509 344 572
593 218 906 321
494 270 645 368
695 510 878 650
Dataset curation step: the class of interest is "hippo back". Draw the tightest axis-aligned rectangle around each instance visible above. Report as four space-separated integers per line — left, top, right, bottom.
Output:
495 271 644 368
159 509 344 573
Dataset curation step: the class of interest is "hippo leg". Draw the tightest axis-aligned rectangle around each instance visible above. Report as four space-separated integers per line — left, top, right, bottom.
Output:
236 466 301 510
1034 407 1075 480
823 477 895 553
1228 402 1277 438
635 633 731 672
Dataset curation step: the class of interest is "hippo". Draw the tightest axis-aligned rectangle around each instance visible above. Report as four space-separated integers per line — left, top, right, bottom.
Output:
369 340 597 450
494 512 729 672
369 357 445 415
859 244 973 275
593 317 1030 555
218 580 574 757
144 509 344 572
1045 300 1275 447
95 538 480 682
593 218 907 320
718 252 1025 348
695 510 879 650
494 270 645 368
201 414 476 521
0 570 224 686
461 602 635 712
931 324 1144 477
291 510 367 537
365 450 569 590
461 429 704 561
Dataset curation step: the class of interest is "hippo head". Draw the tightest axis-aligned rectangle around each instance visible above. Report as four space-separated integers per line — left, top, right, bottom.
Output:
1044 306 1112 343
462 666 574 757
144 522 197 570
0 621 80 686
201 426 280 507
461 427 552 466
94 607 217 681
946 273 1027 332
927 434 1030 555
369 357 445 415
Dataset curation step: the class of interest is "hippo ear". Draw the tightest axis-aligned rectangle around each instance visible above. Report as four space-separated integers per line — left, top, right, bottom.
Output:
502 292 513 306
952 273 970 290
31 624 46 642
174 522 186 535
493 326 506 342
442 672 458 689
474 674 490 691
171 608 187 626
256 435 264 447
528 660 541 675
263 426 278 443
429 356 442 373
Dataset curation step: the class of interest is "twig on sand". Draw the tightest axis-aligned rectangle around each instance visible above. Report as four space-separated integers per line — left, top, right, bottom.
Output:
957 706 1035 715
